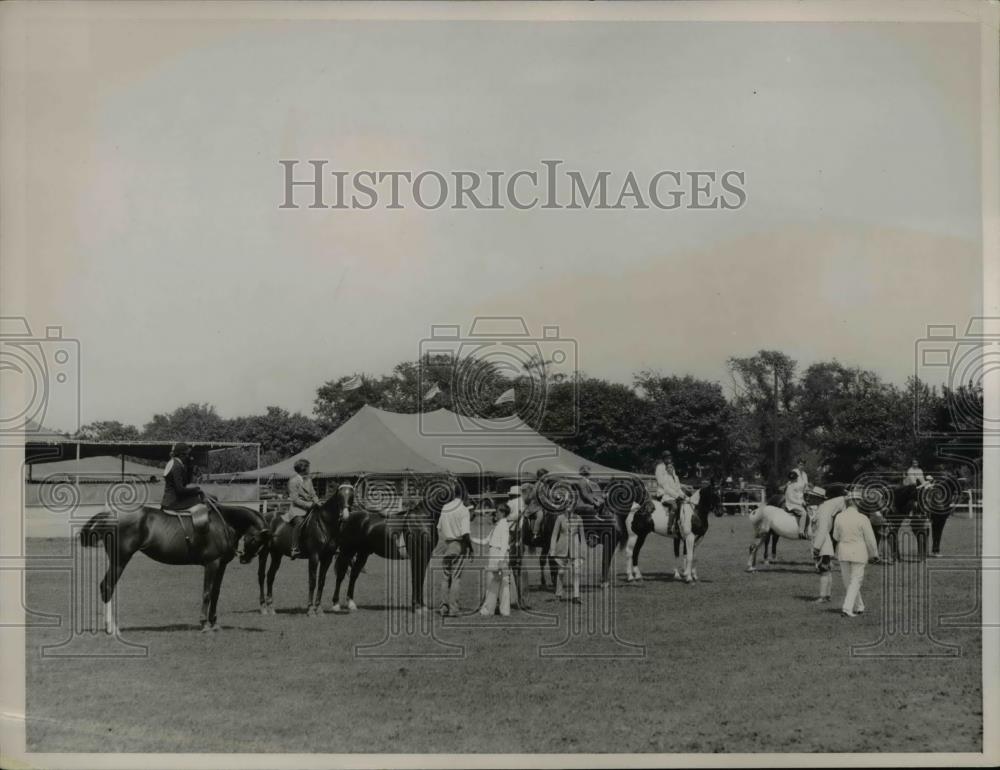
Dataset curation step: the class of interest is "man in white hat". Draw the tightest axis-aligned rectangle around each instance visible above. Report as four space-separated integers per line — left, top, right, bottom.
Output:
832 487 880 617
810 486 846 604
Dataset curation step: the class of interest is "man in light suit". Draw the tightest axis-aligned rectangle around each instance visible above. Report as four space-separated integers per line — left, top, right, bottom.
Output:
832 490 880 618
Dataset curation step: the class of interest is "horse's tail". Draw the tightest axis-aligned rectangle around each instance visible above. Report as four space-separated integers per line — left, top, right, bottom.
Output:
79 510 117 548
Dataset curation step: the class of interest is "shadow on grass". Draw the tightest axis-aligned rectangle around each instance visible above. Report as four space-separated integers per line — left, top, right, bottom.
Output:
122 624 266 633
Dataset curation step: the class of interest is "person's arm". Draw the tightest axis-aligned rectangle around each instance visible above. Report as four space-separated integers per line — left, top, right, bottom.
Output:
460 507 473 555
862 517 879 560
170 461 201 498
288 477 311 508
549 515 563 554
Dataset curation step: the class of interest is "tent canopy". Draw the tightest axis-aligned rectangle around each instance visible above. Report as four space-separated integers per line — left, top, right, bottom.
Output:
226 405 631 480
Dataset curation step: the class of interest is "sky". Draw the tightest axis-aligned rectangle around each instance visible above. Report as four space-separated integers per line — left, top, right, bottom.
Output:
2 12 984 433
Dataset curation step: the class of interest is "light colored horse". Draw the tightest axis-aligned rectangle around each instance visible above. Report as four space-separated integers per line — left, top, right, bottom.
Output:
745 504 807 571
622 490 703 583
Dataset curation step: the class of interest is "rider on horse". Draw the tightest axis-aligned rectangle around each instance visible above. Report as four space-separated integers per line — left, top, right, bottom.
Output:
524 467 549 541
162 442 209 516
284 458 321 559
574 465 604 516
655 451 690 538
785 469 810 538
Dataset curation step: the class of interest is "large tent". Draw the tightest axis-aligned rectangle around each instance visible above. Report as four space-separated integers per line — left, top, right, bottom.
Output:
225 405 631 480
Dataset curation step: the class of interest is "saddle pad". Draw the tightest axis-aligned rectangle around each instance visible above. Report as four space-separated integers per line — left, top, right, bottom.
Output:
157 505 212 533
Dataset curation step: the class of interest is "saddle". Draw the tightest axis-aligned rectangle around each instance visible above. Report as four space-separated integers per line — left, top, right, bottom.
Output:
152 504 212 535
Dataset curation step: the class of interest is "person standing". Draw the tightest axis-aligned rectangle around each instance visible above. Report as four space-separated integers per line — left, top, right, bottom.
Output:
505 485 530 610
437 480 473 617
475 500 513 616
284 459 321 559
832 493 880 617
549 504 584 603
810 491 847 604
655 451 689 537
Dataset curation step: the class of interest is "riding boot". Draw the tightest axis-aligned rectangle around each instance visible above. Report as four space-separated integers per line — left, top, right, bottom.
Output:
289 521 304 559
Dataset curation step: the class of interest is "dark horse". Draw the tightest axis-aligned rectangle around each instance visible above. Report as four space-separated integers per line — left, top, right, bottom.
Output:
522 475 636 591
256 483 356 616
328 477 455 613
621 482 721 582
874 481 960 563
79 498 271 633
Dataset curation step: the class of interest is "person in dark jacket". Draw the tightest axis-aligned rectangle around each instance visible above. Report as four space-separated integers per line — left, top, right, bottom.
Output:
161 442 206 512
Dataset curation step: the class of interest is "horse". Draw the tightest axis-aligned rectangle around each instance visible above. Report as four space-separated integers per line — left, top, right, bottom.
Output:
327 478 454 613
746 482 849 571
78 498 272 633
533 474 638 590
621 484 721 583
256 483 356 616
869 481 959 563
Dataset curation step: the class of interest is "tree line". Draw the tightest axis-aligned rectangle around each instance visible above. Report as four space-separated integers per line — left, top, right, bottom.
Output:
75 349 983 488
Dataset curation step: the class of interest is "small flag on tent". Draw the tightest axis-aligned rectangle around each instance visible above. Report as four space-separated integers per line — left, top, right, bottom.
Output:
494 388 515 406
423 384 441 401
342 375 363 391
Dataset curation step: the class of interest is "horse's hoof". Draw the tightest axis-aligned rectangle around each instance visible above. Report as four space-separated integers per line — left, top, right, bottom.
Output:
672 570 681 580
211 623 221 632
600 582 609 591
746 567 756 573
260 607 268 616
200 624 212 633
347 599 358 612
331 603 342 613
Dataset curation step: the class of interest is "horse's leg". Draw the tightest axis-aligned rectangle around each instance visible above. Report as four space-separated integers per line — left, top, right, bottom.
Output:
330 551 352 612
600 533 615 588
265 552 282 614
200 561 220 632
682 533 696 583
632 532 648 581
306 556 319 616
410 539 431 611
100 547 135 635
313 552 333 615
208 559 229 631
345 552 369 611
257 550 268 614
747 532 767 571
623 533 637 582
691 535 704 581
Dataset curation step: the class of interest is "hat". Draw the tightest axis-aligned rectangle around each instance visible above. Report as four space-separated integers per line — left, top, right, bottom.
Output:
810 486 826 498
579 465 591 477
171 441 190 456
507 485 521 497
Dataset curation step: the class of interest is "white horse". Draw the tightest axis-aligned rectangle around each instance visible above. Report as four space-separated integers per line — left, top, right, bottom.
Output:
746 504 808 571
622 490 703 584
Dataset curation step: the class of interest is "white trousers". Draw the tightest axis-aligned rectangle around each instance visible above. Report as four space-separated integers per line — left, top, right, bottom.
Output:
480 568 511 616
840 560 867 613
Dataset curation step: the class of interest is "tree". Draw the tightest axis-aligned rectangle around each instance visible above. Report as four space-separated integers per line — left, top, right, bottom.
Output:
226 406 324 466
540 376 650 472
727 351 801 485
75 420 141 442
141 403 229 441
634 371 733 477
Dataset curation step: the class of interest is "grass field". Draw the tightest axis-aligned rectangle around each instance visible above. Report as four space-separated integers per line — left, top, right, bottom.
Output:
25 514 982 753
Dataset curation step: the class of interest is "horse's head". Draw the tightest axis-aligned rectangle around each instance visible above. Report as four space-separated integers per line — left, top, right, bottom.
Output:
237 511 272 564
326 483 356 521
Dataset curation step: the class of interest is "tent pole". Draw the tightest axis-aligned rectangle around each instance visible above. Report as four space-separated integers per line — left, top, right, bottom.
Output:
121 454 125 482
256 444 261 513
75 442 80 487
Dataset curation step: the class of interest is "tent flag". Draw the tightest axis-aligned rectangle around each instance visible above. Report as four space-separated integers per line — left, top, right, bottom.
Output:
342 375 363 391
423 384 441 401
494 388 515 406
